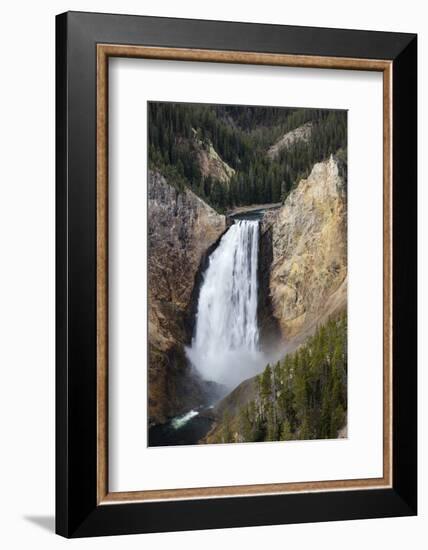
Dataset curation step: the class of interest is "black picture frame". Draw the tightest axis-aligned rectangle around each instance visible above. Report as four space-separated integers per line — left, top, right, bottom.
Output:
56 11 417 538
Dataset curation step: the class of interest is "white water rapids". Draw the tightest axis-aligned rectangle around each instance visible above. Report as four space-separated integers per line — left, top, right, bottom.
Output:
171 410 199 429
186 220 268 389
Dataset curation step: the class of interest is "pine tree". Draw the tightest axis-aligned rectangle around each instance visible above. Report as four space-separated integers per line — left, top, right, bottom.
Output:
239 406 254 442
280 419 292 441
222 411 233 444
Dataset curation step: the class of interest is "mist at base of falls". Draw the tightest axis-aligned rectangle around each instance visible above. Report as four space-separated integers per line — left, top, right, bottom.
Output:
187 347 270 391
186 219 273 390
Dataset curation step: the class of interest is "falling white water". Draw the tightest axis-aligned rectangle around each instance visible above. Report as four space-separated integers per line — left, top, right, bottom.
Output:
186 220 267 389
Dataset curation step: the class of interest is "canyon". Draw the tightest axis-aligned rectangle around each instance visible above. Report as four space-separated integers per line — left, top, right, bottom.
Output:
148 154 347 439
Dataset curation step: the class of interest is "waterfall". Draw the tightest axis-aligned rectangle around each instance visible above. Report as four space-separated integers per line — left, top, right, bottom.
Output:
186 220 267 389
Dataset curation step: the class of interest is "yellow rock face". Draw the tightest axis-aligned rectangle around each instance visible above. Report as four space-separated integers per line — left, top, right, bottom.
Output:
266 155 347 343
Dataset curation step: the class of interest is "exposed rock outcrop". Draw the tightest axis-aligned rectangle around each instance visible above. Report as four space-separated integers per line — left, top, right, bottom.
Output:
196 140 235 184
263 155 347 346
148 170 226 424
267 122 313 160
183 128 235 185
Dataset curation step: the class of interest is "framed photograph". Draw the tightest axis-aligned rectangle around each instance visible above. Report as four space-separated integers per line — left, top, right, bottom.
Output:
56 11 417 537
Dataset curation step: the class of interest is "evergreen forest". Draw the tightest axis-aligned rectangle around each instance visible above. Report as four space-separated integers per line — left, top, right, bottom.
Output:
216 313 347 444
148 102 347 212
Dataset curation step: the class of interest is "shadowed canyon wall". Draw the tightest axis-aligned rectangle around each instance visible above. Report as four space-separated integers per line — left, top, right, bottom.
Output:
148 170 226 424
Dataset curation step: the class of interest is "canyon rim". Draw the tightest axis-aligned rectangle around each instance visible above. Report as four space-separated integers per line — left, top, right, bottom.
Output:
147 101 348 447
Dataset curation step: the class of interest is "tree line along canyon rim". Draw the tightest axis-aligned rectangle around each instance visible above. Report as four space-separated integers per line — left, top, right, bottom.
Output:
147 101 348 447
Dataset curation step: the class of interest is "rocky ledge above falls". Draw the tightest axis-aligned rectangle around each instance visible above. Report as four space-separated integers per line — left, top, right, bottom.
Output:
148 170 226 424
261 155 347 347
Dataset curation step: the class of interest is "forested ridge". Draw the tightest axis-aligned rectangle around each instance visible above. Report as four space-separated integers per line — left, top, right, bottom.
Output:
213 312 347 444
148 102 347 212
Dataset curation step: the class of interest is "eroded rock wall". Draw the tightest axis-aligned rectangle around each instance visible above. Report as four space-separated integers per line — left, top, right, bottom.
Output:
148 170 226 424
263 155 347 346
267 122 313 160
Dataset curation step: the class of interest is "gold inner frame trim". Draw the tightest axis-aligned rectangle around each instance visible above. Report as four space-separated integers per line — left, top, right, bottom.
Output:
96 44 393 505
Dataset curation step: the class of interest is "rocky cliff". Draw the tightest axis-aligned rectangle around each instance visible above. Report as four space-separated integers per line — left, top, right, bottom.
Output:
262 155 347 347
196 139 235 184
182 128 235 185
267 122 313 160
148 170 226 424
